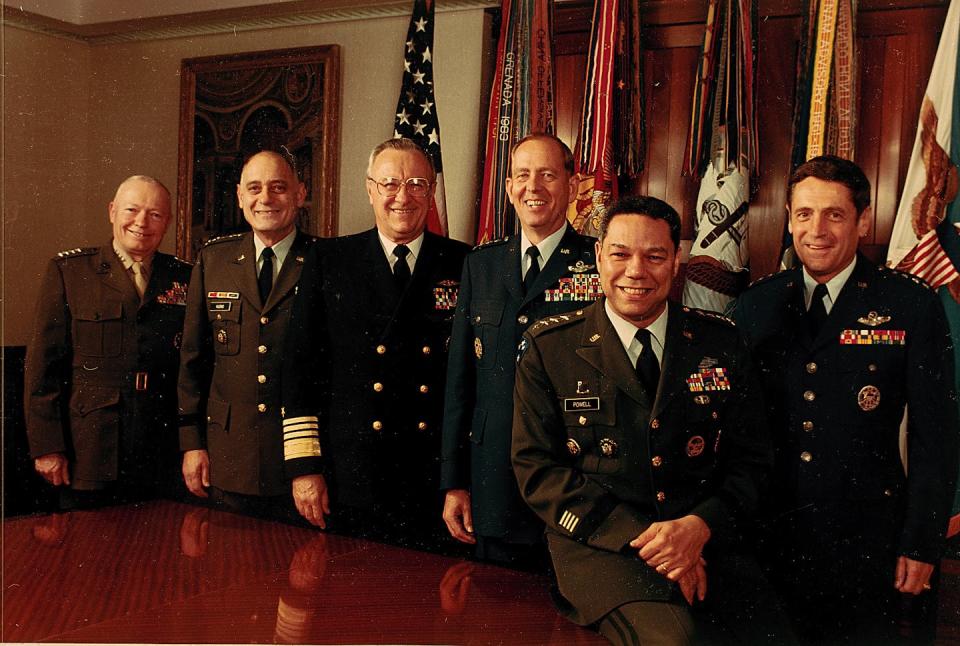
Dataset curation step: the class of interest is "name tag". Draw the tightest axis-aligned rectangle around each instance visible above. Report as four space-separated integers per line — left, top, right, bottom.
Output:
564 397 600 412
209 302 232 312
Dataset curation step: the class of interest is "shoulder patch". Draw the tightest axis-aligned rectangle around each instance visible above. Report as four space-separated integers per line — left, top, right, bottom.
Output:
682 306 736 327
472 236 509 251
883 265 933 290
528 309 588 336
747 268 791 288
203 232 244 247
56 247 97 259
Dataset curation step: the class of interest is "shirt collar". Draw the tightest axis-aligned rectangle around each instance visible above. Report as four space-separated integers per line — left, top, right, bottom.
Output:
254 228 297 268
378 230 425 267
802 255 857 310
112 240 153 273
520 224 567 267
604 299 668 365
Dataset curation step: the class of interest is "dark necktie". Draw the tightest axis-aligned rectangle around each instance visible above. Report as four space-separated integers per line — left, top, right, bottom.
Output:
808 283 829 336
523 246 541 294
393 244 411 290
634 328 661 395
258 247 275 304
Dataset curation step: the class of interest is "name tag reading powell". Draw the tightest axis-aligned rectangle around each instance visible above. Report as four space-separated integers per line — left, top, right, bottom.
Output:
564 397 600 412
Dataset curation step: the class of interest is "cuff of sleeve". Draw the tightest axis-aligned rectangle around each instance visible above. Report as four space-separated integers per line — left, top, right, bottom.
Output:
283 415 322 461
690 497 733 539
179 426 204 452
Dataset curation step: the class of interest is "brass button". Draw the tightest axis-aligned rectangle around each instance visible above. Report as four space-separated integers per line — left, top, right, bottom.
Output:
805 362 817 374
417 421 428 431
656 491 666 502
376 345 387 355
257 374 267 384
802 420 814 432
372 420 383 431
803 390 815 402
883 488 893 497
711 411 718 420
651 418 660 430
258 345 268 354
422 346 431 355
800 451 812 463
260 316 269 325
868 363 878 372
651 456 663 467
419 384 429 394
257 403 267 413
518 314 529 325
373 382 383 392
206 415 212 422
566 439 581 456
599 438 617 457
474 315 482 324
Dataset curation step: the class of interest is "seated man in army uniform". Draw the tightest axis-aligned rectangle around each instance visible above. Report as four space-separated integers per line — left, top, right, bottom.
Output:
512 196 792 645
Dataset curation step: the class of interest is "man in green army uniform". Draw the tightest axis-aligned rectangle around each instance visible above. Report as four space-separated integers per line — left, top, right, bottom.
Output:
27 175 192 508
513 196 793 644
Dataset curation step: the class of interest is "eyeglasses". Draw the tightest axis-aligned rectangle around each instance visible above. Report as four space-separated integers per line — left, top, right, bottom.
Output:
367 176 433 198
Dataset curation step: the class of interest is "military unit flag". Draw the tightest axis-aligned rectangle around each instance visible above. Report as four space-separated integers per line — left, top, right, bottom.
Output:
393 0 447 236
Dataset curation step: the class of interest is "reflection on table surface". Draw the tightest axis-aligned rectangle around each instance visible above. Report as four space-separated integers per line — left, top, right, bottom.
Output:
3 500 605 644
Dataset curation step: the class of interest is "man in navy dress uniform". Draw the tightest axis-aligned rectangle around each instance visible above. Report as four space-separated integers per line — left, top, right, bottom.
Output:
734 155 959 642
441 134 602 565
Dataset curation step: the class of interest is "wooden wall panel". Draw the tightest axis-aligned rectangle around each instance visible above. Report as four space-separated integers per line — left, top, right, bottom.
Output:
551 0 948 278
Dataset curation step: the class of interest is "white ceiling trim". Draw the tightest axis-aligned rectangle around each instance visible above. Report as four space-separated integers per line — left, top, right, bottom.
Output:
3 0 498 45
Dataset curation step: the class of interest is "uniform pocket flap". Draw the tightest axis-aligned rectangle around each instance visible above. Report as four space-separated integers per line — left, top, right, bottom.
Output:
70 387 120 416
74 300 123 322
470 300 503 326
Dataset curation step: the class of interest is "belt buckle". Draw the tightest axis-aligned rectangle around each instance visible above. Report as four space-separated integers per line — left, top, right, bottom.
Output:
135 372 149 391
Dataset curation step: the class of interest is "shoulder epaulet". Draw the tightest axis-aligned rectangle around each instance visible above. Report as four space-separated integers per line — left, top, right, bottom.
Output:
55 247 97 259
472 237 509 251
747 268 792 288
682 305 736 327
203 232 244 247
528 308 588 336
172 256 193 268
881 264 933 290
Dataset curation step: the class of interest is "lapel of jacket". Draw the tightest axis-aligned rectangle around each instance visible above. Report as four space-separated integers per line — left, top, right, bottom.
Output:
651 302 696 420
359 228 402 337
230 232 263 313
263 230 308 313
575 299 651 407
383 231 437 338
503 234 525 304
521 224 580 308
97 244 141 308
810 255 873 351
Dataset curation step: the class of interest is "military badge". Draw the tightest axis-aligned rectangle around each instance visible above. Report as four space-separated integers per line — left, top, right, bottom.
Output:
207 291 240 299
686 436 705 457
698 357 718 369
599 438 618 457
857 385 881 411
686 367 731 391
568 260 596 273
840 329 906 345
857 311 891 326
544 274 603 302
216 329 228 345
433 279 459 310
157 281 188 305
516 337 528 364
566 438 581 456
693 394 711 405
474 337 483 359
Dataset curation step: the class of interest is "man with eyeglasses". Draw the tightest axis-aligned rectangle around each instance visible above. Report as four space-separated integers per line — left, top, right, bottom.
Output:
282 137 469 550
440 133 601 567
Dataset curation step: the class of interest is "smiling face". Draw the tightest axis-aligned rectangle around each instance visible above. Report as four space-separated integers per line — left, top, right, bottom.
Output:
505 137 577 243
236 152 306 246
788 177 870 283
366 147 434 244
596 213 679 327
109 178 171 261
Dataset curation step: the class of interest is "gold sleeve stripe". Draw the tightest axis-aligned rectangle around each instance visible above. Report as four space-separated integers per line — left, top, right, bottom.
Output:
284 437 321 460
284 415 319 426
559 510 580 533
284 431 319 441
283 422 319 434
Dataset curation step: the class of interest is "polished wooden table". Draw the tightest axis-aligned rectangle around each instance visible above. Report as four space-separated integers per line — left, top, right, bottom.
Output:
2 500 606 644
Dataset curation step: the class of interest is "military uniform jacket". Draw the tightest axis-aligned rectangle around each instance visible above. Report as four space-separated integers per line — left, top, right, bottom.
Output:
512 300 772 624
281 228 469 512
25 244 191 487
441 225 601 542
178 230 316 496
733 256 959 563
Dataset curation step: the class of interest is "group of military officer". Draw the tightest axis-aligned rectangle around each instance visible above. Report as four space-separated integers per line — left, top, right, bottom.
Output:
24 132 958 644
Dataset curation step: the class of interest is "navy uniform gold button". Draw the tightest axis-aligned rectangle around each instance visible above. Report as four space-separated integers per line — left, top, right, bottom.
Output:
806 362 817 374
651 456 663 467
803 390 815 402
518 315 529 325
376 345 387 355
418 421 428 431
422 346 431 355
800 451 812 463
257 403 267 413
257 375 267 384
802 420 814 431
258 344 267 354
373 382 384 392
419 384 429 393
656 491 666 502
868 363 878 372
260 316 269 325
651 419 660 430
372 420 383 431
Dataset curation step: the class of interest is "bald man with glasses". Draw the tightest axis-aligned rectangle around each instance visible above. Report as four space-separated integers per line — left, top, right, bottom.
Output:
282 137 469 551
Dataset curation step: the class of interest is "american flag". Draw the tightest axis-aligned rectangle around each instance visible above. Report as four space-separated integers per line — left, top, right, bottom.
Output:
393 0 447 236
